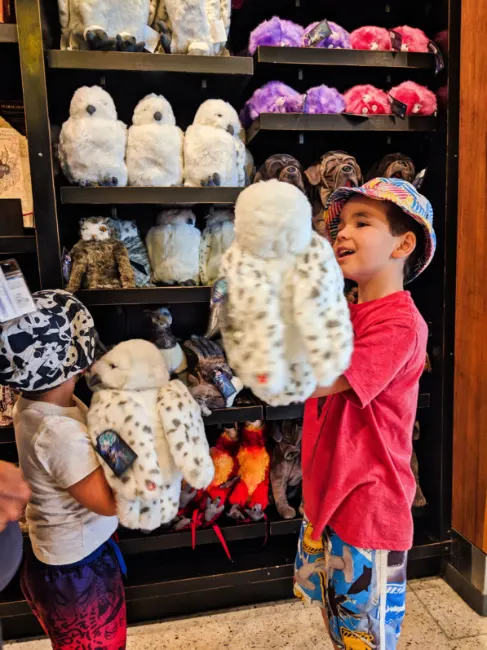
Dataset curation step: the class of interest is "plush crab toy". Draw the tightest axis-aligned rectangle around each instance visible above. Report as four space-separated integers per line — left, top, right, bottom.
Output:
303 85 346 114
389 81 437 116
344 84 392 115
218 179 353 405
240 82 303 128
302 21 351 49
392 26 430 52
350 26 392 51
248 17 304 54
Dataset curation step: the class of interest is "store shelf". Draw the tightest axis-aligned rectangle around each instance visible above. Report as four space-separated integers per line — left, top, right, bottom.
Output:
48 50 253 76
254 46 436 70
0 426 14 444
0 235 36 254
0 23 17 43
60 186 243 205
418 393 431 409
247 113 437 143
265 404 304 420
204 404 263 425
76 287 211 306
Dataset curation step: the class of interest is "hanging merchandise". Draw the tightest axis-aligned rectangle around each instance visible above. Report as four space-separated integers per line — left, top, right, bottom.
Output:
58 86 128 187
344 84 392 115
184 99 245 188
0 385 16 427
302 20 351 49
366 153 416 182
86 339 214 530
350 26 392 51
112 219 152 287
302 85 346 114
389 81 437 116
240 82 304 128
126 93 184 187
199 208 235 286
66 217 135 292
147 307 188 379
391 25 430 52
253 154 307 192
248 17 304 54
218 180 353 405
146 209 201 286
269 420 303 520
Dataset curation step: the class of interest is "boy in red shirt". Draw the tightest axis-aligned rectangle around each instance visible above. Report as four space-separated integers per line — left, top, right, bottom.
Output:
294 178 435 650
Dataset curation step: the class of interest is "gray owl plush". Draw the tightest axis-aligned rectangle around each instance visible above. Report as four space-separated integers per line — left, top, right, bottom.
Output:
66 217 135 292
113 219 152 287
148 307 187 379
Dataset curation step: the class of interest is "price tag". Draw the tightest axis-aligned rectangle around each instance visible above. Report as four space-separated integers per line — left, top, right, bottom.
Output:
96 430 138 478
304 19 332 47
389 30 403 52
389 95 407 119
0 259 36 323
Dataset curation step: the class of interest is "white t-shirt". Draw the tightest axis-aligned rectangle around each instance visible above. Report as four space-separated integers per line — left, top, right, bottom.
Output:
14 396 118 565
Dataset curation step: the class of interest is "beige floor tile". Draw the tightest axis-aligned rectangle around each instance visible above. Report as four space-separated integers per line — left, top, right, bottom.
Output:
399 591 451 649
409 577 445 592
449 635 487 650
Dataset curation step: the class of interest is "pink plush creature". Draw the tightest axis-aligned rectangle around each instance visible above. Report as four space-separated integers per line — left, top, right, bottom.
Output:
389 81 437 116
344 85 391 116
350 26 392 51
392 26 430 52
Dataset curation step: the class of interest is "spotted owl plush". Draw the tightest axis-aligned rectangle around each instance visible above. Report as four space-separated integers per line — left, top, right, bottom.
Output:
113 219 152 287
86 339 214 531
67 217 135 292
199 208 235 285
219 180 353 405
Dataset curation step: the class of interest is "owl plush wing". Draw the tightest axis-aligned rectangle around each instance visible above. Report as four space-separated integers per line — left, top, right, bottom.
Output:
292 232 354 387
199 222 212 286
156 379 214 489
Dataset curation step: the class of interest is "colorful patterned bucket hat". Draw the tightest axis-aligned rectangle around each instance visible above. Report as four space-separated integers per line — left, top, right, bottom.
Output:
324 177 436 283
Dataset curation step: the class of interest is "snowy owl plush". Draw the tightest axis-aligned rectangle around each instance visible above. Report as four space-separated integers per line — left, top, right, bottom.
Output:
59 86 128 187
146 209 201 285
219 180 354 405
184 99 243 188
86 339 214 531
199 208 235 285
126 94 184 187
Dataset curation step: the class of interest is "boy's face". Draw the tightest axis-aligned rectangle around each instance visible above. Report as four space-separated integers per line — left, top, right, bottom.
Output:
333 196 411 283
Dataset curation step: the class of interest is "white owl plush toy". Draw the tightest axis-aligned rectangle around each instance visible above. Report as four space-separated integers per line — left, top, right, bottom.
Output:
146 209 201 285
184 99 244 188
219 179 354 406
86 339 214 531
199 208 235 285
59 86 128 187
126 94 184 187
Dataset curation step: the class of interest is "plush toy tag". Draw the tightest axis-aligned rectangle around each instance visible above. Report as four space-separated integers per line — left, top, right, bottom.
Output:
413 168 427 190
389 94 407 119
428 40 445 74
210 19 227 44
143 25 160 53
211 369 236 401
96 430 137 478
389 30 403 52
62 247 72 285
0 259 36 323
305 19 332 47
206 277 228 338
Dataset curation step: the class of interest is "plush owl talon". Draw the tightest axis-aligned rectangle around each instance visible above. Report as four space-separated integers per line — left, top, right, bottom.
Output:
86 29 116 51
116 34 145 52
212 173 221 187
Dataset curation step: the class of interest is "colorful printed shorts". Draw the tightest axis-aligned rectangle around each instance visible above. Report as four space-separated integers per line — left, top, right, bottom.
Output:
294 519 407 650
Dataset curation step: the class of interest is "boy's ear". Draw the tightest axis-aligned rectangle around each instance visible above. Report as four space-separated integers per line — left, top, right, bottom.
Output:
392 231 417 261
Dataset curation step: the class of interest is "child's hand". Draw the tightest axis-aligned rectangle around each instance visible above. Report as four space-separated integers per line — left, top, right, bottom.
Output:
0 461 31 532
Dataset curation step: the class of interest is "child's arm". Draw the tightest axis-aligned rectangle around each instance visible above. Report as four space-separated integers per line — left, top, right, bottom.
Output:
310 375 351 399
67 467 116 516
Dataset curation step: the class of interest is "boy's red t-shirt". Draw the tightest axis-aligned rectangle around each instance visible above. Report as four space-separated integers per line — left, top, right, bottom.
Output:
302 290 428 551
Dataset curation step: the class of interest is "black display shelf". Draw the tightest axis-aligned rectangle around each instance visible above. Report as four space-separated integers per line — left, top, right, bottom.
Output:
247 113 437 143
0 235 36 254
266 403 304 420
76 287 211 306
60 186 243 205
418 392 431 409
255 46 436 70
48 50 253 76
204 404 263 425
0 426 14 444
0 23 17 43
270 516 303 537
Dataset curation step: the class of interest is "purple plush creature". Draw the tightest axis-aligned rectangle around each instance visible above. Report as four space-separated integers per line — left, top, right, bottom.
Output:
303 21 351 49
249 16 305 55
240 81 304 127
303 85 346 114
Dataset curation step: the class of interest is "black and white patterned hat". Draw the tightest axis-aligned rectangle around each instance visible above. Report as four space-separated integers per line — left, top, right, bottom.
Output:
0 290 96 392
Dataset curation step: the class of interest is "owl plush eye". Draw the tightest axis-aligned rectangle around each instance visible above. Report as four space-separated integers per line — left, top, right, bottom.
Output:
108 362 117 369
100 225 107 232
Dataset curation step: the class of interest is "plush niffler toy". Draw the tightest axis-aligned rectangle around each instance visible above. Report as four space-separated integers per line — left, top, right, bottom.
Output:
67 217 135 292
254 154 307 193
59 86 128 187
86 339 214 531
199 208 235 286
270 419 303 520
219 179 353 405
366 153 416 183
148 307 187 379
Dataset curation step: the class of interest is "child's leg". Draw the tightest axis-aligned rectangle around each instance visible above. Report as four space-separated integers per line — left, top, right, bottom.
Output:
21 541 126 650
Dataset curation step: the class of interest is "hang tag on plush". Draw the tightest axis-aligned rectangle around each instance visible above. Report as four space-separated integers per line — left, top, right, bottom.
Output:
428 40 445 74
211 369 236 401
304 19 332 47
389 94 407 119
143 25 161 53
62 247 72 285
0 259 36 323
206 277 228 338
413 168 427 190
95 430 138 478
389 30 403 52
210 19 227 44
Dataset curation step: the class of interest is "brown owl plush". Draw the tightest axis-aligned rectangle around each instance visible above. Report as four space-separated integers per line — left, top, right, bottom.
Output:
66 217 135 292
366 152 416 183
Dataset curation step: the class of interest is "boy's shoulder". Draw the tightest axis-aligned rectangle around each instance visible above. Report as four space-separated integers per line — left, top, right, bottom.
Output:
353 291 427 337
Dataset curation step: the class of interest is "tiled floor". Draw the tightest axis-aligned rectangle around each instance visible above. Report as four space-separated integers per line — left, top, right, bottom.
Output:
5 578 487 649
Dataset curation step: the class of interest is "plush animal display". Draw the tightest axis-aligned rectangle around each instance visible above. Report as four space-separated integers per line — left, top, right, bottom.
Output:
254 154 306 193
412 421 427 507
344 84 391 115
228 420 270 522
113 219 152 287
240 82 304 128
126 93 184 187
59 86 128 187
303 85 346 115
66 217 135 292
57 0 150 51
270 419 303 520
350 26 392 51
86 339 214 530
183 336 243 416
219 180 353 405
392 26 430 52
366 153 416 183
302 21 351 49
199 208 235 286
0 385 16 427
146 209 201 286
148 307 187 378
305 151 362 236
389 81 437 116
248 17 304 54
184 99 243 188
